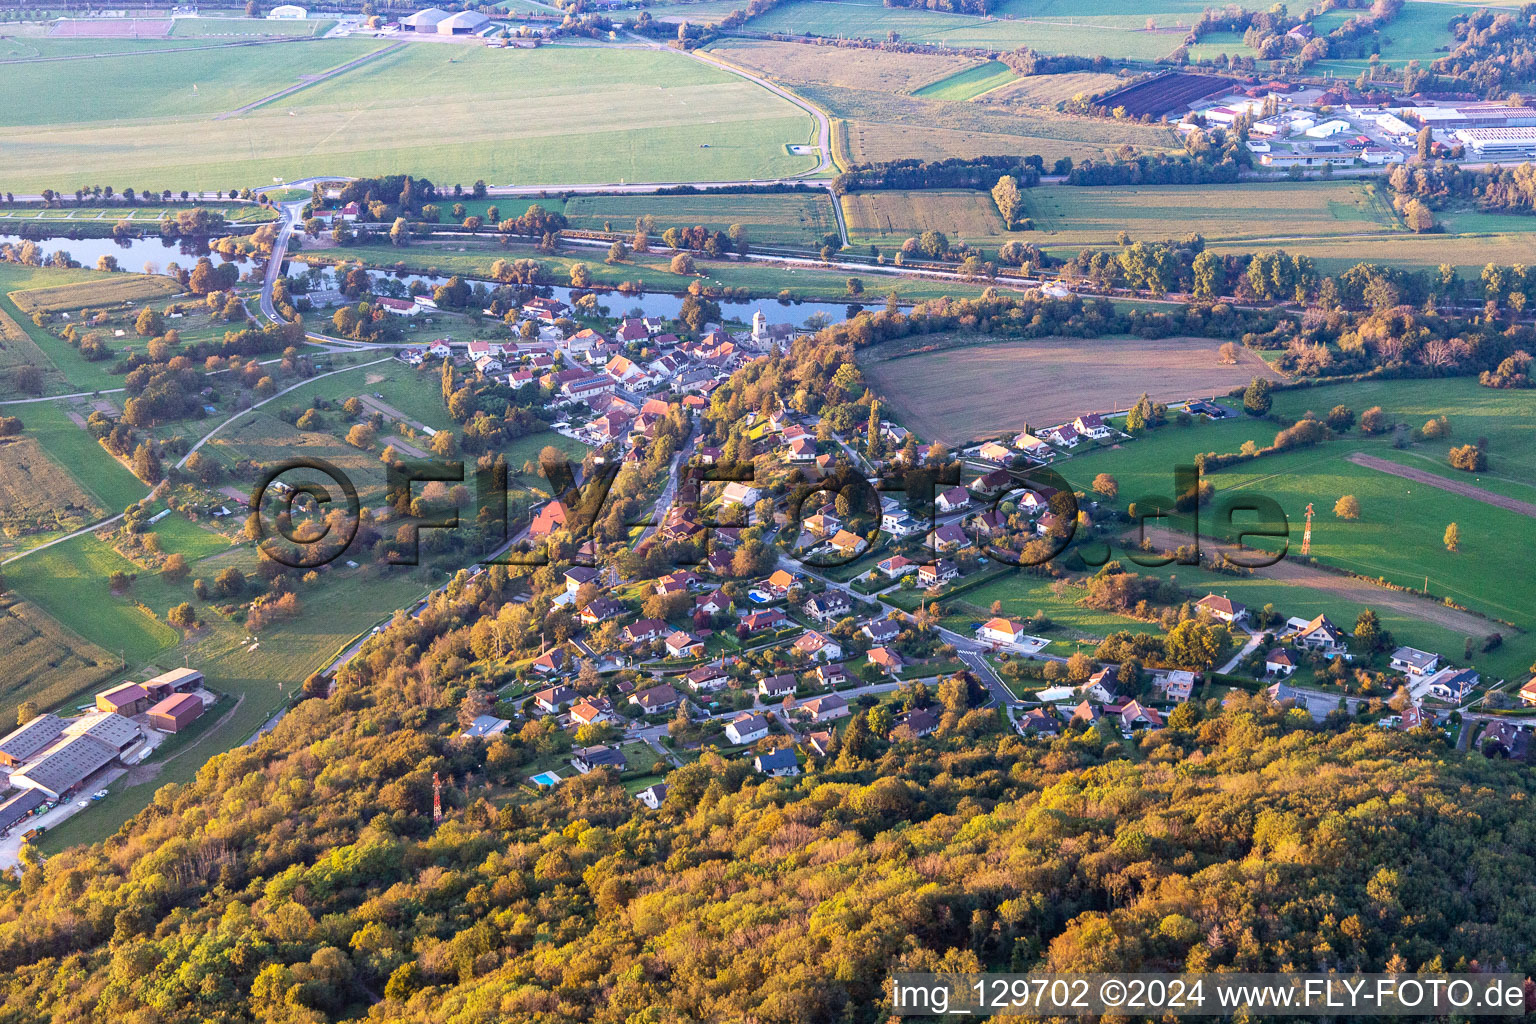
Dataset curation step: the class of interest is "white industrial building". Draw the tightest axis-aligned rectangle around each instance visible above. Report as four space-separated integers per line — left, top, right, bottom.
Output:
1454 126 1536 157
268 4 307 17
400 7 490 33
1304 118 1349 139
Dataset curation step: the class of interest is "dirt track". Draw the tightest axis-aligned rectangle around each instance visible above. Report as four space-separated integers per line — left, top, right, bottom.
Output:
1347 453 1536 519
1132 526 1502 637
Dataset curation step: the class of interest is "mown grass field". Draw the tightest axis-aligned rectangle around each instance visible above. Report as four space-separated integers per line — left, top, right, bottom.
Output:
912 60 1017 101
13 401 148 513
1024 180 1401 247
804 83 1179 166
706 38 980 94
0 44 818 191
1045 378 1536 668
976 71 1127 107
1312 1 1459 72
0 204 275 226
1203 227 1536 276
168 16 334 37
0 38 388 128
859 333 1280 444
562 192 839 248
841 189 1018 247
304 238 1005 304
745 0 1200 60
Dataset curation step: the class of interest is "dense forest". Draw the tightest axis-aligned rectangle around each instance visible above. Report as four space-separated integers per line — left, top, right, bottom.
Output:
1 563 1535 1022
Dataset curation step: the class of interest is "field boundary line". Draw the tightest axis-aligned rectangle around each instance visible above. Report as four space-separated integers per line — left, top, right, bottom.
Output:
216 40 405 120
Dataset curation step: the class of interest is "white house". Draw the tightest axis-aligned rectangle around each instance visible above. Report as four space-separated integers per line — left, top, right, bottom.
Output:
935 486 970 514
978 617 1027 646
1195 593 1247 625
1390 646 1440 678
725 712 770 745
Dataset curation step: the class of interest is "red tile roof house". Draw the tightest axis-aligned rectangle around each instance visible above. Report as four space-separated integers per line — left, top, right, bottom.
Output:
374 296 423 316
935 486 971 513
741 609 789 634
532 648 567 676
868 646 904 674
878 554 918 579
528 500 571 539
970 468 1012 496
580 596 626 625
1195 593 1248 625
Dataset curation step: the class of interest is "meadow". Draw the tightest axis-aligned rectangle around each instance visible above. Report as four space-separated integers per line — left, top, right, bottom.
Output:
858 333 1281 443
562 191 839 248
745 0 1201 60
1023 180 1402 247
802 83 1179 166
705 38 980 94
168 16 334 37
306 238 1005 304
1044 377 1536 664
841 189 1019 247
1312 1 1460 73
976 71 1127 107
12 401 148 514
9 274 181 314
0 434 105 548
0 44 818 192
911 61 1017 101
0 204 276 226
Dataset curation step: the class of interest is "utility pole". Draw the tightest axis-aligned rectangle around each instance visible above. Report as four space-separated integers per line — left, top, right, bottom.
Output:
432 772 443 825
1301 502 1314 556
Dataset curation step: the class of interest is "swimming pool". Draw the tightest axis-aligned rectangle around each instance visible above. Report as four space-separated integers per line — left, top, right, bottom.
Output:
531 771 561 787
747 590 772 604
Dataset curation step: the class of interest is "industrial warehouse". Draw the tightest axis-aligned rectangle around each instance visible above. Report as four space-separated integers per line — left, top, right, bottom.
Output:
0 669 213 838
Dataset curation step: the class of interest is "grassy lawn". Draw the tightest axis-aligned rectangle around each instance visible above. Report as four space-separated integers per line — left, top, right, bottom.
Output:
16 400 148 512
307 238 1004 304
937 572 1161 645
3 533 180 671
0 204 274 226
912 60 1017 101
745 0 1212 59
0 44 818 191
562 192 839 249
1024 180 1401 248
706 38 981 94
169 16 335 37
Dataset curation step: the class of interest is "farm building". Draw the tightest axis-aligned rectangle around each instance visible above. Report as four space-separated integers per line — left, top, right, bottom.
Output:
96 682 148 717
143 667 204 700
148 693 205 734
0 715 65 768
268 4 308 17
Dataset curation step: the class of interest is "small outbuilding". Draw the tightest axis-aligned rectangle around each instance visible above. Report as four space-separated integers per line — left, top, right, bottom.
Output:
148 693 205 734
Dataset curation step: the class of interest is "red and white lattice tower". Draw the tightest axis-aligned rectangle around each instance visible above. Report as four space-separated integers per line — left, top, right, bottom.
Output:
432 771 443 824
1301 502 1315 557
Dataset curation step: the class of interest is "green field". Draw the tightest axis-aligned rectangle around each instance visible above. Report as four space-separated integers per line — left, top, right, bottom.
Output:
9 401 148 515
0 204 276 227
912 60 1017 101
1048 378 1536 673
1313 1 1460 73
168 16 334 37
745 0 1266 59
0 44 818 191
1024 181 1402 247
562 192 839 248
303 238 1005 304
